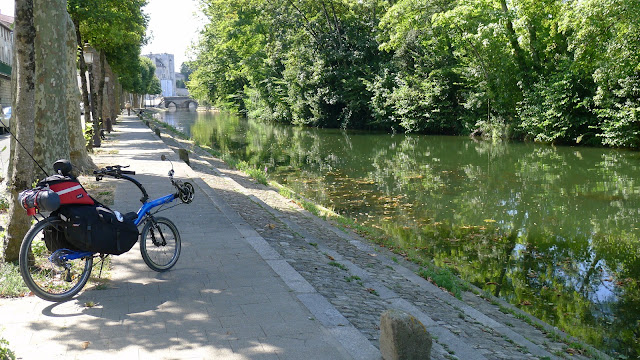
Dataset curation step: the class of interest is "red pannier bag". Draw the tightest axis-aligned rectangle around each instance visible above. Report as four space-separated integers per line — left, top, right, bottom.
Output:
37 174 95 206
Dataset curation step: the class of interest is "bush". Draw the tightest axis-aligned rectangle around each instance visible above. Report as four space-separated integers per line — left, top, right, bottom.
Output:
0 338 16 360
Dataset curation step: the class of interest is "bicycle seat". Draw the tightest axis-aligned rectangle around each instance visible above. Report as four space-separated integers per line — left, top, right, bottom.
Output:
53 159 73 176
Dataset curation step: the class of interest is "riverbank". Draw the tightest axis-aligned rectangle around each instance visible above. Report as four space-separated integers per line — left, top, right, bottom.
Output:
143 108 610 360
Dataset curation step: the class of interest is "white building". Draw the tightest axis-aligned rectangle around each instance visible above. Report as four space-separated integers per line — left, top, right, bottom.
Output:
0 11 14 108
144 53 176 97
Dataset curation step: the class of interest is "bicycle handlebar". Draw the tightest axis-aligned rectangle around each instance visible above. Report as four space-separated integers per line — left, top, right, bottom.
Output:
94 165 135 179
94 164 194 204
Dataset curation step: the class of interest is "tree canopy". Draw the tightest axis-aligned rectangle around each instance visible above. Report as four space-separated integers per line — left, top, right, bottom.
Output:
68 0 149 93
189 0 640 148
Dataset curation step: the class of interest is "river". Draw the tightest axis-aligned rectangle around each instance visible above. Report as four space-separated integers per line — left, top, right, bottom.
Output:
156 109 640 358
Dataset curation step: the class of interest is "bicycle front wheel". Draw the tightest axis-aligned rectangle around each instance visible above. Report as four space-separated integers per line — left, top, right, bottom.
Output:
140 217 181 272
19 217 93 302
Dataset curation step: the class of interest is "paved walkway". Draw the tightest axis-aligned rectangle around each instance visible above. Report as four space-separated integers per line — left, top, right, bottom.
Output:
0 114 607 360
0 116 373 360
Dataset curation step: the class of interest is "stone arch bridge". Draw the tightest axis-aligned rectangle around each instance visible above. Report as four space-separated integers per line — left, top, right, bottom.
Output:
159 96 198 110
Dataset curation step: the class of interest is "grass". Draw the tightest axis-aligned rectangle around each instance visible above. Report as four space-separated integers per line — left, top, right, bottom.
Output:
328 261 348 271
417 265 467 299
0 252 112 299
0 262 30 298
235 161 268 185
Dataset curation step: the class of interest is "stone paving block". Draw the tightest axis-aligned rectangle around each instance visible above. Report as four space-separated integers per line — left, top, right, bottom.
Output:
218 314 252 328
241 303 286 324
259 319 319 337
266 334 352 360
228 338 280 360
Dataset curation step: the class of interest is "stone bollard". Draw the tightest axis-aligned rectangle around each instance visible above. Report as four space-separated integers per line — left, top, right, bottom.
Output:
178 148 190 166
380 309 432 360
105 118 112 133
154 127 161 138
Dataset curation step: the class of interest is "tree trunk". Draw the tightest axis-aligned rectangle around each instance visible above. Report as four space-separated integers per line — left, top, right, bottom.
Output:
97 51 106 131
65 11 93 171
3 0 37 262
89 58 100 147
32 0 72 172
499 0 528 75
73 17 93 152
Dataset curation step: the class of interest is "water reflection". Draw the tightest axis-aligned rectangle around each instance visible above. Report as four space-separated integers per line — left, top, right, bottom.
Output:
156 110 640 358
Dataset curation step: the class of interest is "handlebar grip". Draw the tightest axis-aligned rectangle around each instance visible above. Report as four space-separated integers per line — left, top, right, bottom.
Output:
121 170 135 175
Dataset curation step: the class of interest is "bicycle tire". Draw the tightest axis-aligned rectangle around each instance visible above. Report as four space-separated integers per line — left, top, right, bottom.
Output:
19 217 93 302
139 217 181 272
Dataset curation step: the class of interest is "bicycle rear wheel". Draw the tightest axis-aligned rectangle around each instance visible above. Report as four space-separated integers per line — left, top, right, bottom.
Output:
19 217 93 302
140 217 181 272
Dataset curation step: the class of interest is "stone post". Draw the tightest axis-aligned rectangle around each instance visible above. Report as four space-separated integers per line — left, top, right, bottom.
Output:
380 309 432 360
178 149 190 166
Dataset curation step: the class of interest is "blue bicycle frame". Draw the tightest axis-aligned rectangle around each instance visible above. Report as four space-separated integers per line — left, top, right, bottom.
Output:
133 193 176 226
55 174 179 262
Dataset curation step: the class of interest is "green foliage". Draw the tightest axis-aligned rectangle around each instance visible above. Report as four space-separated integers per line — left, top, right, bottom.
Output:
418 266 467 299
84 125 94 151
0 338 16 360
0 196 8 212
517 65 598 144
189 0 640 146
235 161 268 185
138 57 161 95
180 62 194 81
68 0 149 93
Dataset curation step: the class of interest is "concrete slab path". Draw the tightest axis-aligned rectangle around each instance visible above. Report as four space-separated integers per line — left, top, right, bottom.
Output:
0 116 373 360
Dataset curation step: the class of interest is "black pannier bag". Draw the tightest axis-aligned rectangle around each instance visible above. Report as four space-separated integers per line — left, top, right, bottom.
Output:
58 205 139 255
43 219 78 252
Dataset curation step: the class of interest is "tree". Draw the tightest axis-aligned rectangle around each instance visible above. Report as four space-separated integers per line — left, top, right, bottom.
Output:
3 0 100 262
189 0 640 148
563 0 640 147
148 76 162 95
180 62 194 82
3 0 37 262
68 0 148 146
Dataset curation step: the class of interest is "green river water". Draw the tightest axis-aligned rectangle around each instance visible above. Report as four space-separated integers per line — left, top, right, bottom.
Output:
156 109 640 359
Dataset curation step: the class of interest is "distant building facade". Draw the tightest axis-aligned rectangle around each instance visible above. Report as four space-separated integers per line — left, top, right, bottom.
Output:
0 12 14 108
144 53 176 97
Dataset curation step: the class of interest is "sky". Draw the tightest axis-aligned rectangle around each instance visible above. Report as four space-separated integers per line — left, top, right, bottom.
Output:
0 0 13 17
0 0 206 69
141 0 205 69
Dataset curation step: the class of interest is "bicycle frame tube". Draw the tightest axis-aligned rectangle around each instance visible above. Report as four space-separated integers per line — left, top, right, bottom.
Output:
56 251 94 261
134 193 177 226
